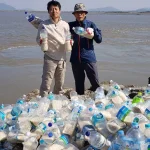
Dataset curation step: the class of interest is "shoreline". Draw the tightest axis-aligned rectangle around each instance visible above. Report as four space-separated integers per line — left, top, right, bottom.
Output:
0 46 149 104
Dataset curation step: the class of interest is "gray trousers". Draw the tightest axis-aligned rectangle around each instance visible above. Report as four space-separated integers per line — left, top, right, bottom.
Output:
40 54 66 97
71 62 100 95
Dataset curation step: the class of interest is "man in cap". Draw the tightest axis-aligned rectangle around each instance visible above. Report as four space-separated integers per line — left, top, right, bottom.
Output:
69 3 102 95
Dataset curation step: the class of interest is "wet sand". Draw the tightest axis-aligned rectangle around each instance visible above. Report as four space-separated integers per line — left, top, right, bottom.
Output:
0 46 149 104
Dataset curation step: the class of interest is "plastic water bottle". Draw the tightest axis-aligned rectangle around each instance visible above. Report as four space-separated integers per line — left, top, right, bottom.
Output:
72 27 86 35
132 92 144 105
106 118 126 134
47 122 61 138
40 131 54 145
109 80 121 91
11 104 23 117
40 26 48 52
92 113 110 137
51 134 70 149
69 106 82 121
95 87 105 100
47 92 55 100
108 130 125 150
144 123 150 138
126 122 145 149
0 119 6 131
25 11 35 22
23 136 38 150
40 26 48 39
134 100 150 120
37 139 49 150
65 33 72 52
36 122 47 134
85 130 106 149
145 84 150 96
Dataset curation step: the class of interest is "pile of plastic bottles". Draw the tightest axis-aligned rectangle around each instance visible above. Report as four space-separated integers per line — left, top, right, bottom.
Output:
0 80 150 150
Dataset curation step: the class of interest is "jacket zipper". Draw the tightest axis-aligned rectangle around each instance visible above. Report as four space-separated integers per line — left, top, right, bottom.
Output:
78 22 82 62
87 39 89 49
78 35 81 62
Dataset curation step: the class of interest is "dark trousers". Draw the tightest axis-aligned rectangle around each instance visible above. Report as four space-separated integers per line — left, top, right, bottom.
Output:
71 62 100 95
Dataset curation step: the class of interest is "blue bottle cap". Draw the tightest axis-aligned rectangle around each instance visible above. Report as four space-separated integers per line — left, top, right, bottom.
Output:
0 111 6 120
48 132 53 137
25 11 27 14
89 107 93 112
40 139 45 144
117 130 124 136
17 100 24 104
145 124 150 128
48 122 52 127
0 104 4 109
85 131 90 136
60 134 69 145
131 122 138 127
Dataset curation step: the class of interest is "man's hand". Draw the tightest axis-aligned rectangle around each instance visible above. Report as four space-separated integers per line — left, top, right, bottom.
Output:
70 39 74 46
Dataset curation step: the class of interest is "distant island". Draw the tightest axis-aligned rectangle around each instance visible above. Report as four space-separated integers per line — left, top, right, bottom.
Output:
0 3 150 13
89 7 120 12
88 7 150 13
0 3 16 10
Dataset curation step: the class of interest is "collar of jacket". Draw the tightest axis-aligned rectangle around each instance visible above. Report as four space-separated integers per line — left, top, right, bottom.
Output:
49 16 62 24
76 17 87 26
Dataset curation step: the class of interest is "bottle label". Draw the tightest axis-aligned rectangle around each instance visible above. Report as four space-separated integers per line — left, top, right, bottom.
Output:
60 134 69 145
105 103 114 110
38 122 47 133
145 108 150 120
116 106 131 121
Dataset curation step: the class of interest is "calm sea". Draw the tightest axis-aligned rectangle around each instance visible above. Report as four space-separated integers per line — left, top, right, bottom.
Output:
0 11 150 103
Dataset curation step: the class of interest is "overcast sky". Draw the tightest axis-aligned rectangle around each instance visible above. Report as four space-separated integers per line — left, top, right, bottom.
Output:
0 0 150 11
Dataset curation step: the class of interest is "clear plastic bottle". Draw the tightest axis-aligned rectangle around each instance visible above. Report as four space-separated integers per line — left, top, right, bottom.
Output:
50 134 70 149
72 27 86 35
126 122 146 149
144 123 150 138
37 139 49 150
40 26 48 52
85 130 106 149
25 11 35 22
132 92 144 105
145 84 150 96
109 130 125 150
40 131 54 146
95 87 105 100
92 113 110 138
23 136 38 150
47 122 61 138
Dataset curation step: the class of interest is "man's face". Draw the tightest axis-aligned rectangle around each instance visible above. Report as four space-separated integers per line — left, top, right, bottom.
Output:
48 5 61 19
74 11 86 21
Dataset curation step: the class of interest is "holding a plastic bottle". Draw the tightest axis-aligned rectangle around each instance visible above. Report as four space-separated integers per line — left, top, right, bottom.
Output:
69 3 102 95
36 1 71 97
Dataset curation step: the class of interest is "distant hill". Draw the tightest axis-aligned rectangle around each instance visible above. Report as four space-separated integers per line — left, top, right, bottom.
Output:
0 3 16 10
89 7 120 12
135 8 150 12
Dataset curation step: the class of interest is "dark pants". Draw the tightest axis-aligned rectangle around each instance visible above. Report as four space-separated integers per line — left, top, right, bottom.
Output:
71 62 100 95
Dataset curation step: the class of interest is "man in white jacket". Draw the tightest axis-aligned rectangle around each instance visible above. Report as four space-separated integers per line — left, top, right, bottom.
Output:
36 0 70 97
